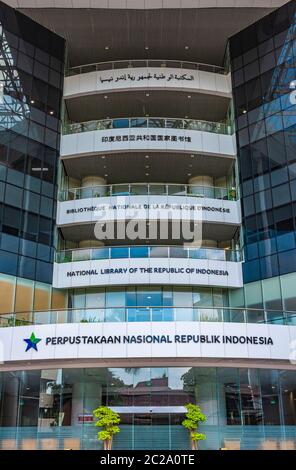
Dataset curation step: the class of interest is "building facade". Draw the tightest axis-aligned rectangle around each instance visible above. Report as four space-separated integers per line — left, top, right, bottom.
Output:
0 0 296 450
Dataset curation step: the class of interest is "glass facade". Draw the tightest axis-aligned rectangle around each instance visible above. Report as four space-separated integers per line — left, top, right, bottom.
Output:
230 0 296 283
0 1 65 283
0 366 295 450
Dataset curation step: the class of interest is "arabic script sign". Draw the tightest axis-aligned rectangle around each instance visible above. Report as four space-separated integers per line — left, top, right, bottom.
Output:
99 71 194 84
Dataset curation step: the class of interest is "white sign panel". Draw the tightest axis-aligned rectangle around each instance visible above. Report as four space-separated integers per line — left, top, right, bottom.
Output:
64 67 231 99
53 258 243 289
57 196 241 226
60 127 236 158
0 322 295 364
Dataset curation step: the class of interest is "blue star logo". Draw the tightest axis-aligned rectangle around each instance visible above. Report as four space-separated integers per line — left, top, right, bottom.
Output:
24 332 42 352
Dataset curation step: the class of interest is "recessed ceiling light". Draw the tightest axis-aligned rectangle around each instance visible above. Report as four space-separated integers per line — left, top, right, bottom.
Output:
189 164 192 168
284 390 289 392
190 154 195 158
104 95 108 99
146 93 150 97
185 115 188 119
146 114 149 117
103 165 107 169
187 173 192 176
145 155 149 159
30 99 35 104
272 386 276 389
147 296 151 299
145 46 149 50
49 110 54 115
104 174 108 177
242 109 247 114
105 46 109 50
185 46 189 50
145 165 150 169
101 156 106 159
187 95 191 99
145 173 149 176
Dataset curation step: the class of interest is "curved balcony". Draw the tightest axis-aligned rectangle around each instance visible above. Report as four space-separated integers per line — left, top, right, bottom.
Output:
64 60 231 107
1 306 295 327
59 183 236 202
60 116 236 159
63 116 232 136
66 59 227 76
53 245 242 289
56 245 241 263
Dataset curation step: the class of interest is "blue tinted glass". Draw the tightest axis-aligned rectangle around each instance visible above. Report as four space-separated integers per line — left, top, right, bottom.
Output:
18 256 36 279
93 248 109 260
277 232 296 252
260 255 279 279
243 260 261 283
110 247 129 258
0 250 17 275
0 233 19 252
113 118 129 129
130 246 149 258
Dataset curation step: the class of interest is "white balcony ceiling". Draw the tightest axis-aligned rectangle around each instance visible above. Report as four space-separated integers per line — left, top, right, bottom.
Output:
65 90 230 122
61 151 235 183
58 220 240 243
2 4 288 66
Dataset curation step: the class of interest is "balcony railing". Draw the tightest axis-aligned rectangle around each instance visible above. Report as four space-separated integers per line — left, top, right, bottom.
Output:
62 116 233 136
66 59 227 76
59 183 237 202
0 306 295 328
55 245 241 263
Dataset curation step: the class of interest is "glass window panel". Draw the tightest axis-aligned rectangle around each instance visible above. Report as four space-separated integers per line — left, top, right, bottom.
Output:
137 288 162 307
0 273 16 313
280 371 296 425
239 369 263 425
244 281 263 308
110 247 129 259
173 288 192 307
33 282 51 311
85 289 105 308
106 288 125 307
280 272 296 311
14 278 34 313
130 246 149 258
259 369 280 425
217 368 241 425
262 277 283 310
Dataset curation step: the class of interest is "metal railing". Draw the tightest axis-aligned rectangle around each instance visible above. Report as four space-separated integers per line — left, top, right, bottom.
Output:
55 245 241 263
62 116 233 136
0 306 295 328
66 59 227 76
58 183 237 202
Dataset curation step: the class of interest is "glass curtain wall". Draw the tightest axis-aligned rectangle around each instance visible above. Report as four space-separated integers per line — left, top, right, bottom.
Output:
0 367 295 450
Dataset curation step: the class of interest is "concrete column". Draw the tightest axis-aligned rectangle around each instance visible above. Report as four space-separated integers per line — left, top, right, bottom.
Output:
81 176 107 198
188 175 214 198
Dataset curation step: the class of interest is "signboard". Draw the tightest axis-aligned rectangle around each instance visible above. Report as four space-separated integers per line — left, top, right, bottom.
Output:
53 258 243 289
0 322 295 364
